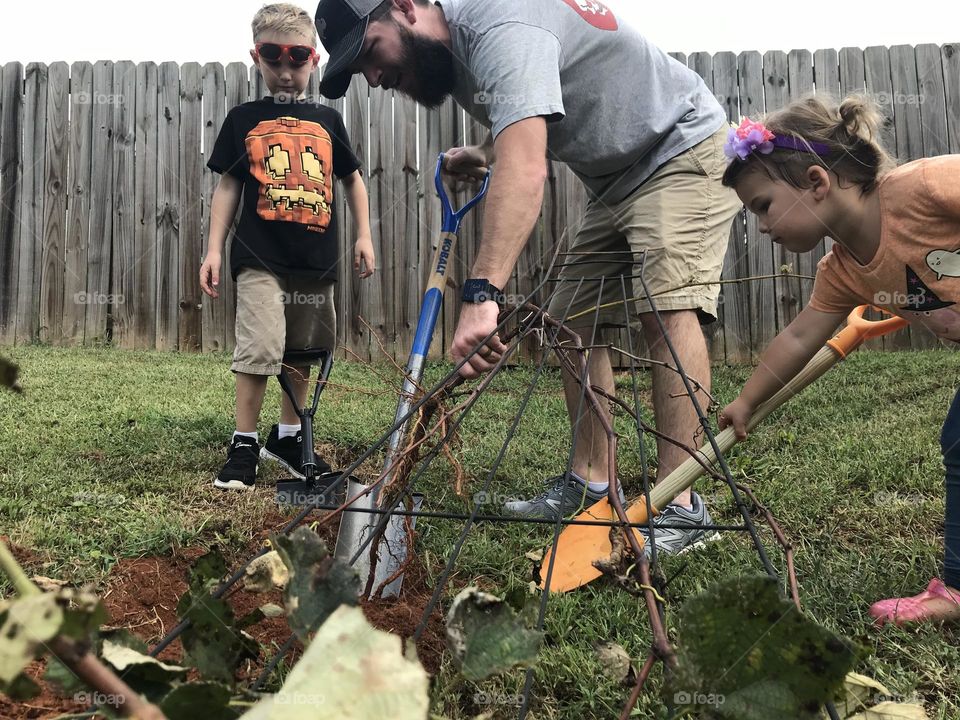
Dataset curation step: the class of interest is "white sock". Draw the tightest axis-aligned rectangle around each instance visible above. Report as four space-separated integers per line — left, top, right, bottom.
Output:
570 471 609 493
278 423 301 439
234 430 258 442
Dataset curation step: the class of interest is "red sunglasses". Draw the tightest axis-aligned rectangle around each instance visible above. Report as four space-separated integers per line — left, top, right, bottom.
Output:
254 42 318 67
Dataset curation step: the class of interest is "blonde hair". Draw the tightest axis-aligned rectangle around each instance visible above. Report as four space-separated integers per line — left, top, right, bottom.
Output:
252 3 317 45
722 94 896 194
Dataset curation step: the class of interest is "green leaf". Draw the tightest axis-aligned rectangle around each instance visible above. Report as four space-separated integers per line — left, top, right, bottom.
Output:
44 657 86 696
188 550 230 595
1 672 41 701
238 605 429 720
445 586 542 682
271 527 359 642
670 575 857 720
176 591 258 685
0 594 64 683
58 587 109 643
159 681 239 720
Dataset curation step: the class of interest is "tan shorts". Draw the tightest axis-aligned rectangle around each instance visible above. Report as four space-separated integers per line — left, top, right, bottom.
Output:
232 268 337 375
547 126 741 329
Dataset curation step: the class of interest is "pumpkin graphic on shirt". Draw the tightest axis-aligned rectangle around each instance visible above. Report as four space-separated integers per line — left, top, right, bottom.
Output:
245 117 333 230
560 0 618 31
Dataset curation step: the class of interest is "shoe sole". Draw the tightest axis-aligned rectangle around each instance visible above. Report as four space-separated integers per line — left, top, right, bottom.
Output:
214 478 255 491
260 447 306 479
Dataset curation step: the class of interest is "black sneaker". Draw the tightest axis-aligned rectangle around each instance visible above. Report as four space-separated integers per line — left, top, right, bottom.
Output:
214 435 260 491
260 424 331 478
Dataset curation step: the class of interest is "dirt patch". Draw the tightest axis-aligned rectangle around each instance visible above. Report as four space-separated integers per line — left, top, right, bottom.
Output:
2 508 447 719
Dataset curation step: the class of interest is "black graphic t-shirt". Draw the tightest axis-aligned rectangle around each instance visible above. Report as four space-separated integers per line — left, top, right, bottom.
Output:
207 98 361 281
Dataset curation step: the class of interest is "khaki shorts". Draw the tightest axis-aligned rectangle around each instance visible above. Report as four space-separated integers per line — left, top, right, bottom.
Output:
547 126 741 329
232 268 337 375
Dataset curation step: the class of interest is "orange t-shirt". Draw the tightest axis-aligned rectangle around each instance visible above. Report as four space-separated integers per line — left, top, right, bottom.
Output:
808 155 960 342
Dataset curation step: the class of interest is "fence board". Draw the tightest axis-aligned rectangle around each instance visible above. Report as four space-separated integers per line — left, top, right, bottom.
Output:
367 87 392 360
178 62 203 350
132 62 158 349
156 62 180 351
110 62 136 348
63 62 94 345
16 63 47 345
85 61 113 345
0 63 23 345
201 62 226 352
39 62 69 345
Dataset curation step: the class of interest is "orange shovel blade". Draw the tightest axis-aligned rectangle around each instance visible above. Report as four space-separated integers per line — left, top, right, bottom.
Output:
539 498 652 593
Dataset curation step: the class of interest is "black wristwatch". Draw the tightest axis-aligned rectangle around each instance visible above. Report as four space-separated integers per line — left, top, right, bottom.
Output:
461 278 505 305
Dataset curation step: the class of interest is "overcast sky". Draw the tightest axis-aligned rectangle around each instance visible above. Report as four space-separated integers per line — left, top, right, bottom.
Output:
1 0 957 65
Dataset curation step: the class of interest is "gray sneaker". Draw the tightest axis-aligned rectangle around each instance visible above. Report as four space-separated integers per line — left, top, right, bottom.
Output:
639 491 719 558
503 473 626 520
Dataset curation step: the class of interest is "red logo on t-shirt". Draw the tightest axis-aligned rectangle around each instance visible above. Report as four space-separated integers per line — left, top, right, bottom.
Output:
560 0 618 31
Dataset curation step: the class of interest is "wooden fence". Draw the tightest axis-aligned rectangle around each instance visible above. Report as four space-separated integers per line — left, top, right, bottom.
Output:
0 43 958 364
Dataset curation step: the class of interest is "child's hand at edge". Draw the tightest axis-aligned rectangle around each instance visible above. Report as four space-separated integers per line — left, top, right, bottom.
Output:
718 397 754 440
200 252 222 299
354 236 375 279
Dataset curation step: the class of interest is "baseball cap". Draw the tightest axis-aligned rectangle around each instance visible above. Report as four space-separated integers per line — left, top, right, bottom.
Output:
315 0 383 99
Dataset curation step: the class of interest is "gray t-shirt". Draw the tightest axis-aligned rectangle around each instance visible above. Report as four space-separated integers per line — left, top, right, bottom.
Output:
439 0 726 205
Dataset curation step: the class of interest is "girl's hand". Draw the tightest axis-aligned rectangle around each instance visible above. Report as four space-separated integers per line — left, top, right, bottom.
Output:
354 236 375 278
199 252 222 298
718 398 755 440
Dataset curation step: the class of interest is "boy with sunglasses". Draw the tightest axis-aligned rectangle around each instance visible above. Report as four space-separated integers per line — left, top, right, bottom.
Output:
201 3 375 490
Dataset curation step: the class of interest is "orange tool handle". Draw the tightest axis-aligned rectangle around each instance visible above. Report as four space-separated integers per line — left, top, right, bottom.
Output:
827 305 909 359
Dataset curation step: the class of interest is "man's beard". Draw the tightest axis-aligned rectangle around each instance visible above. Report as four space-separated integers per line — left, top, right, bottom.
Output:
396 25 456 108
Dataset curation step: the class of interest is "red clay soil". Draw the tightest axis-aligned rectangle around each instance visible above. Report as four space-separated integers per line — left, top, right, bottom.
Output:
2 511 447 719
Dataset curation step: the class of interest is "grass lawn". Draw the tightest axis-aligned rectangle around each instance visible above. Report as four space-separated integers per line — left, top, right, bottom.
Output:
1 344 959 718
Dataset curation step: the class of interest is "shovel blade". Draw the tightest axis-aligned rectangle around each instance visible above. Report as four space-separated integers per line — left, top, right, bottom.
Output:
334 478 424 599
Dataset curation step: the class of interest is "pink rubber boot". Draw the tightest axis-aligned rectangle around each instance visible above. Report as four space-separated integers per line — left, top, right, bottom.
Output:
869 578 960 626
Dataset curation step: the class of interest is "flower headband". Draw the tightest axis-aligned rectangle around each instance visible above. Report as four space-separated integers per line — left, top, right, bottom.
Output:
723 118 832 161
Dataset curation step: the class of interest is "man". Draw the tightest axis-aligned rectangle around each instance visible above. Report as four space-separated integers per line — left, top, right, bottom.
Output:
314 0 741 555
